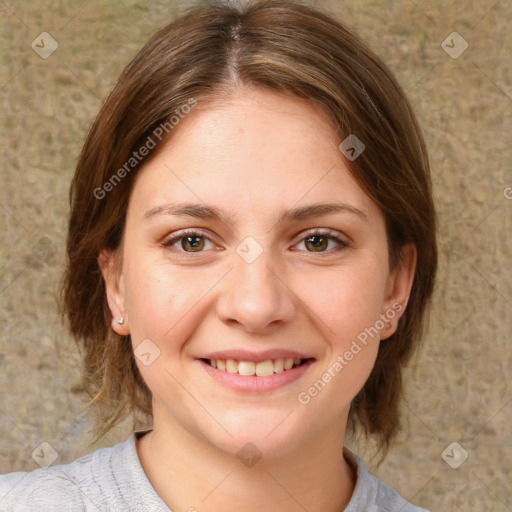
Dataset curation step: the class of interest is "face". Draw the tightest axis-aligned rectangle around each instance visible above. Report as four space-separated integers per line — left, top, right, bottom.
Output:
100 87 415 458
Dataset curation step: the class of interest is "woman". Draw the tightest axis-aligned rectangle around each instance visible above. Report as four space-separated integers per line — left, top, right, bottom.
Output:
0 1 436 510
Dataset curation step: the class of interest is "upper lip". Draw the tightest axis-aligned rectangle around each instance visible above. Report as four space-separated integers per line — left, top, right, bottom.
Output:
198 349 314 363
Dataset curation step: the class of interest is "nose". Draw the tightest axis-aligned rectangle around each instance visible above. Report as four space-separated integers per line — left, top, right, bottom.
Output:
216 247 296 333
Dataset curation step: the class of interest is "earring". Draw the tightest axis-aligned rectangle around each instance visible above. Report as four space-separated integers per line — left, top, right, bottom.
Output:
116 317 124 325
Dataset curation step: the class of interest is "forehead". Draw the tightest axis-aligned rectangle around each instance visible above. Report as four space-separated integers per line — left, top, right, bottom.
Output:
127 88 380 226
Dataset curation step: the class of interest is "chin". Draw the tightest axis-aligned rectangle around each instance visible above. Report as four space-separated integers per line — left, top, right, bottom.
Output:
198 411 308 461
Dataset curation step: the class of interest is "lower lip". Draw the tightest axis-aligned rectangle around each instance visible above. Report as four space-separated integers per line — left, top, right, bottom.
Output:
198 359 315 392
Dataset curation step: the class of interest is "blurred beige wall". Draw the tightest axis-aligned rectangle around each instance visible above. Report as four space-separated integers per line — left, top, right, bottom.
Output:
1 1 510 509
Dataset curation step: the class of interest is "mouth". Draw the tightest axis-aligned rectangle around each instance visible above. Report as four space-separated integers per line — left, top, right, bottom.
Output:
200 357 313 377
197 354 316 392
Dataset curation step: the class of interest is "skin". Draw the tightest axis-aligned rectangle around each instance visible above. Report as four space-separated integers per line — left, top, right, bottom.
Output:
99 86 416 512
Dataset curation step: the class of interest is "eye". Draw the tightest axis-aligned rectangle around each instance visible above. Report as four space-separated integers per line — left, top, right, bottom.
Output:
162 230 216 253
294 228 349 254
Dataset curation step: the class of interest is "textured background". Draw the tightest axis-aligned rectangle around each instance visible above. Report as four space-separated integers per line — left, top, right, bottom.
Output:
1 0 511 510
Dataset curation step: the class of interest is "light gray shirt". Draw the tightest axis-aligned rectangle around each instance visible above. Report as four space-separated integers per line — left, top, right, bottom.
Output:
0 431 429 511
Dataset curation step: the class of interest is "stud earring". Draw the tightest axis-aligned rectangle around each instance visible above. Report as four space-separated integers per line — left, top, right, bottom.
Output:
116 317 125 325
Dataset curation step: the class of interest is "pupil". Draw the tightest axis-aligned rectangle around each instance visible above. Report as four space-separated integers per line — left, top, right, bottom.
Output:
183 236 204 251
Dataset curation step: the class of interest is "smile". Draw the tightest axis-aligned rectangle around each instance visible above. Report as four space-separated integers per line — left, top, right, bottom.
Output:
203 357 311 376
198 357 315 392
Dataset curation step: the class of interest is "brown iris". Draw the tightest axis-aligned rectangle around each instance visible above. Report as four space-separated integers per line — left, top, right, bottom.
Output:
181 235 205 252
304 235 329 252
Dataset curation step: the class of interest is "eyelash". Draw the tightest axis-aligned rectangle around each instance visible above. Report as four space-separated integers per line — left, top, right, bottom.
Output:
161 228 350 256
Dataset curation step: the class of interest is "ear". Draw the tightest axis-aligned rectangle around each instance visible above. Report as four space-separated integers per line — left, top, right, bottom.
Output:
98 249 130 336
380 243 417 340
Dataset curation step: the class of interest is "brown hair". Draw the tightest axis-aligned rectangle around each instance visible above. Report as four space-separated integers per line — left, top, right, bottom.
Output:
60 0 437 455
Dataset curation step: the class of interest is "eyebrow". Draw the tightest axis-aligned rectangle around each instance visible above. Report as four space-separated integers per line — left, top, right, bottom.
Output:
143 201 368 224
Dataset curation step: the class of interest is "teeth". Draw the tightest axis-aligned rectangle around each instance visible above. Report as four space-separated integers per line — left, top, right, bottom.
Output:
274 358 284 373
226 359 238 373
208 357 305 376
238 361 256 376
256 360 275 377
284 358 294 370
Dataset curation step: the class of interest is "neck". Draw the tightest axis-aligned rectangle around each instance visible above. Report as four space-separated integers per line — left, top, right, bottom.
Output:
136 408 356 512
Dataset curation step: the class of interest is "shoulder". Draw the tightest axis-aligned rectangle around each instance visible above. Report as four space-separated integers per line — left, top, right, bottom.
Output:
343 449 430 512
0 463 86 512
0 441 122 512
0 432 168 512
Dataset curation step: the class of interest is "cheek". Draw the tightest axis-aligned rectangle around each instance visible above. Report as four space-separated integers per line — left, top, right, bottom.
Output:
123 260 215 391
295 260 389 343
293 265 386 413
123 256 218 345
